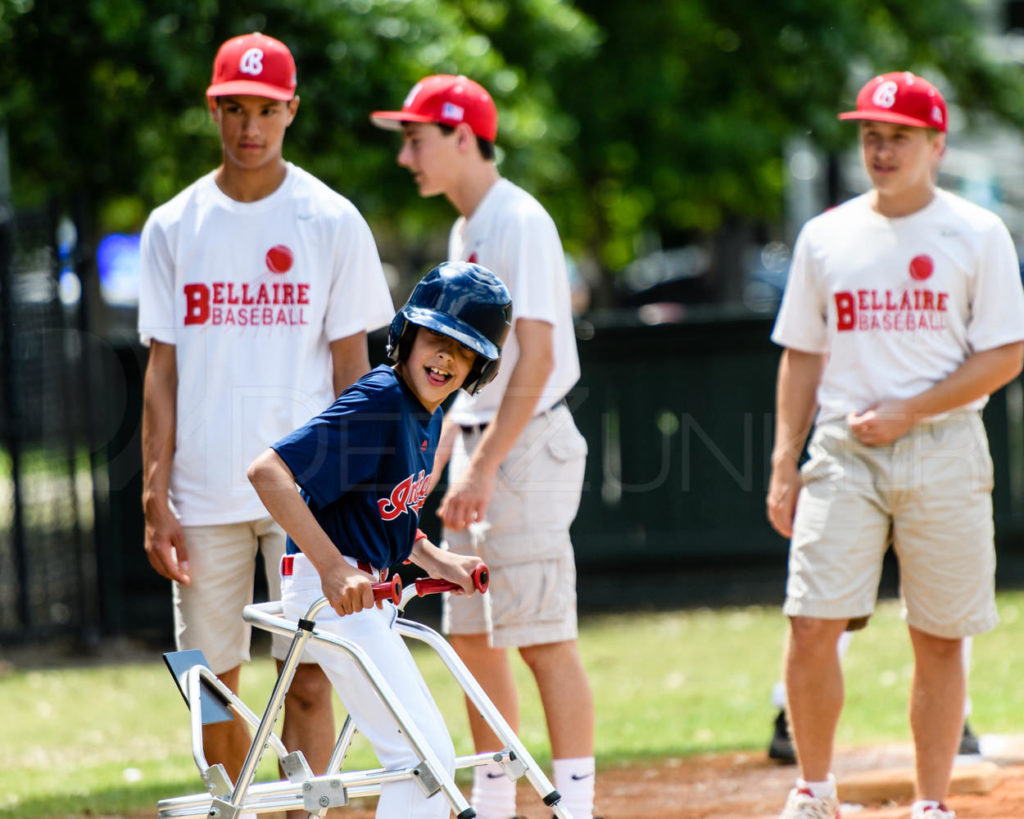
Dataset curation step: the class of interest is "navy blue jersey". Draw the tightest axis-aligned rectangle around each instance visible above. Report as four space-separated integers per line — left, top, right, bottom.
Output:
272 365 441 569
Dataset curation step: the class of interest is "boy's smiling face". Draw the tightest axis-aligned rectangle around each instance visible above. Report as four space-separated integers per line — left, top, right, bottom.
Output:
399 326 477 411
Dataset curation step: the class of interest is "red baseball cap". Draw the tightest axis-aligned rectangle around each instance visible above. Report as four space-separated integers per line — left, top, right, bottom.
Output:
371 75 498 142
206 33 297 101
838 71 947 132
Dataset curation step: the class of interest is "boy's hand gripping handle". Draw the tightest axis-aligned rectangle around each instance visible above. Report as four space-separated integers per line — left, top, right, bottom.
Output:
370 575 403 605
414 564 489 596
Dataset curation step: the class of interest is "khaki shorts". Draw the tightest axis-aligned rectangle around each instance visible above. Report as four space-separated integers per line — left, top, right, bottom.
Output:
173 518 293 673
784 413 998 639
442 403 587 648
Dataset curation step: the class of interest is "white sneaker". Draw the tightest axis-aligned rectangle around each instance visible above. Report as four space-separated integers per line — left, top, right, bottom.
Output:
911 804 955 819
779 786 840 818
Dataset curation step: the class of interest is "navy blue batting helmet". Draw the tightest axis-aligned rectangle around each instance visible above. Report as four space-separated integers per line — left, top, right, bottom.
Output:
387 261 512 395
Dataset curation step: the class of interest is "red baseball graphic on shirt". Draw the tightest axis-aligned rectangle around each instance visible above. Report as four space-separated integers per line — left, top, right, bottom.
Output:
266 244 294 274
909 254 934 281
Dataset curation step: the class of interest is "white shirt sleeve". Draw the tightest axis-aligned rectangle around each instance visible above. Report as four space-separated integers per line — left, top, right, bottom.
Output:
324 207 394 340
965 218 1024 353
771 224 829 353
138 213 177 347
503 206 563 326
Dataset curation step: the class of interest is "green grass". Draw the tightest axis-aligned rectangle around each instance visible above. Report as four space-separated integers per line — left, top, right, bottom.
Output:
3 592 1024 817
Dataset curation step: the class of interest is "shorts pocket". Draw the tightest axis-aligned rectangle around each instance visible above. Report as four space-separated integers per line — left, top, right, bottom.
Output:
547 426 588 461
799 423 844 486
490 559 570 627
968 416 994 492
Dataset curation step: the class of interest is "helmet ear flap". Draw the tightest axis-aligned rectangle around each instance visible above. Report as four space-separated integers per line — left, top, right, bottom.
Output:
386 314 416 364
463 357 500 395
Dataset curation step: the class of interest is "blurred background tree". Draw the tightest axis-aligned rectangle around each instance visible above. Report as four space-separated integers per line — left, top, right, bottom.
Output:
540 0 1024 303
0 0 596 267
2 0 1024 304
6 0 1024 646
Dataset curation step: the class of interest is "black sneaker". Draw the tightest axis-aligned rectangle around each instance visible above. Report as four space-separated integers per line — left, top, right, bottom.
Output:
958 720 981 755
768 708 797 764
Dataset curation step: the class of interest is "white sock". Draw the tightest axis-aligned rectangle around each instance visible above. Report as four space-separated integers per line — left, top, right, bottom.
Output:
963 636 973 718
836 629 853 659
771 680 787 710
798 773 836 799
553 756 595 819
471 762 516 819
912 800 943 813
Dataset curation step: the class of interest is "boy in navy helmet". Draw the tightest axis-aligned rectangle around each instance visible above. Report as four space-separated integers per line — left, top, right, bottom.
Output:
373 74 596 819
248 261 511 819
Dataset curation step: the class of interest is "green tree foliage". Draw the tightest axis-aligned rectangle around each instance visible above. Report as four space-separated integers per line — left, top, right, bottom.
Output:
3 0 1023 290
543 0 1024 274
0 0 597 248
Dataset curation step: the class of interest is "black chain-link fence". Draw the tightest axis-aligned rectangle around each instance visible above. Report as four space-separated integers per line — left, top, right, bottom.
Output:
0 202 100 645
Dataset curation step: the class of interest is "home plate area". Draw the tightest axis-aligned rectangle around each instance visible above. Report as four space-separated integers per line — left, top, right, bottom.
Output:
283 733 1024 818
595 731 1024 819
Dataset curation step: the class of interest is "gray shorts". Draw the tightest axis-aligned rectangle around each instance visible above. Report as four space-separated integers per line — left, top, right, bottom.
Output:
442 403 587 648
784 413 998 639
173 518 292 673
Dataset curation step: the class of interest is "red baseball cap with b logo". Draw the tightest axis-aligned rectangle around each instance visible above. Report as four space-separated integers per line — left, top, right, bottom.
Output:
371 75 498 142
838 71 947 133
206 33 297 101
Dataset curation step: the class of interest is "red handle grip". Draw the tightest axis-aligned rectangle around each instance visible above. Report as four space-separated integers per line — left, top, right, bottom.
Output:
414 564 489 596
371 575 403 605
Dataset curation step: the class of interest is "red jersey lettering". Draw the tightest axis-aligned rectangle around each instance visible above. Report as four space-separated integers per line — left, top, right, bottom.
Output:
378 470 431 521
184 284 210 325
835 291 856 331
834 287 949 333
183 279 312 327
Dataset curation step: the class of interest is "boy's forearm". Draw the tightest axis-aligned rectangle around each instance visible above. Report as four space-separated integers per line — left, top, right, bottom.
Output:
903 341 1024 419
772 349 824 466
471 318 554 474
409 535 450 575
141 341 178 515
409 535 436 568
329 331 371 397
248 450 347 576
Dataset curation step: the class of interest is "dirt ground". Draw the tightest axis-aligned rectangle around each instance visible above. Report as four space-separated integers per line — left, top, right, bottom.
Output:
174 739 1023 819
573 747 1024 819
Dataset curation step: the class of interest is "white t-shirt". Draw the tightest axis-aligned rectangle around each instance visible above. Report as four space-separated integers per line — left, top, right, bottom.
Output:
772 189 1024 422
446 178 580 425
138 163 394 525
